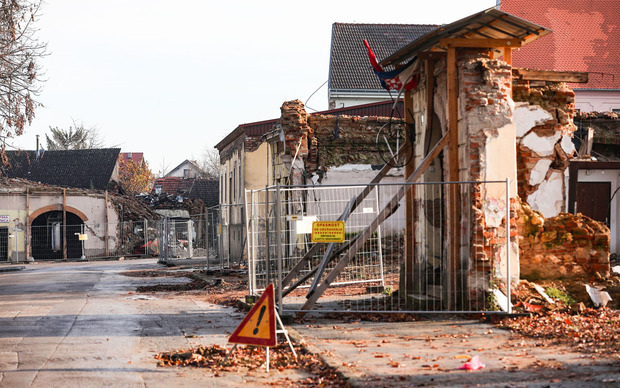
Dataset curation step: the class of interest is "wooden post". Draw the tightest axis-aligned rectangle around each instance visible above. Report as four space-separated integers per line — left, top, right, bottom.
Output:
447 47 460 310
503 47 512 66
404 90 415 298
63 189 67 261
26 188 30 261
104 191 110 256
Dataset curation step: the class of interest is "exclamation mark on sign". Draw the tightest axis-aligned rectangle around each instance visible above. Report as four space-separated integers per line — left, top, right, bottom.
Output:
253 305 266 335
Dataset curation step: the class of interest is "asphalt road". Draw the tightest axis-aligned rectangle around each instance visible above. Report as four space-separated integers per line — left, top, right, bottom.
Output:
0 259 304 387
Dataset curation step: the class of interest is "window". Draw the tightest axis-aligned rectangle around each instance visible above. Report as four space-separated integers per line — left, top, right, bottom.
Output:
183 168 190 178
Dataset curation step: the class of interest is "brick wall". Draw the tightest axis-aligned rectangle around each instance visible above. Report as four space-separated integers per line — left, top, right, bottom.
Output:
279 100 405 174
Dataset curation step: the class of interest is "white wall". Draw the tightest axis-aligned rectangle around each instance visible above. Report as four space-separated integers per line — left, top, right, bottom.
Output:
575 89 620 112
577 169 620 254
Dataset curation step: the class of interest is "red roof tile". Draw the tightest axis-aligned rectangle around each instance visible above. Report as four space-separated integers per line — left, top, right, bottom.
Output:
501 0 620 89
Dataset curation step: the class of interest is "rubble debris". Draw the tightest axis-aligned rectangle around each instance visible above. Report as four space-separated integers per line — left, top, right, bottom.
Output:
585 284 612 308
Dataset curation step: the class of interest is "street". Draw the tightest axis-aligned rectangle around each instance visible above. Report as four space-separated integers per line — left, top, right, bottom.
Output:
1 259 620 387
0 259 308 387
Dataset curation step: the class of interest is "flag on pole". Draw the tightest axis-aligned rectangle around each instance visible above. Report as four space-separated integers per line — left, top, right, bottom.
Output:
363 39 419 92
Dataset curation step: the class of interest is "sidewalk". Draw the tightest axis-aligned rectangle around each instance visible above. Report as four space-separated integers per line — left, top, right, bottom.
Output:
291 317 620 387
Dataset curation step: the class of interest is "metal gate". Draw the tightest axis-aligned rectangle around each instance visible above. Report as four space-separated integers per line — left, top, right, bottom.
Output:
246 180 513 315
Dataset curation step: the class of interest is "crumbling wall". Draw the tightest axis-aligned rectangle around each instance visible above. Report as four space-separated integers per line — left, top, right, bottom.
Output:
458 55 520 306
574 111 620 160
517 200 610 279
513 81 577 217
279 100 405 175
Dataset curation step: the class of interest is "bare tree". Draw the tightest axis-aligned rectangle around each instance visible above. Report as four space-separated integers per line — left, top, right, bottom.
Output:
45 120 105 150
200 147 219 180
0 1 46 144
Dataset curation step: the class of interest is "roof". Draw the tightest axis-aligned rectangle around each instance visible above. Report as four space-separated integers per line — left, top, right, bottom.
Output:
153 176 195 194
329 23 439 91
166 159 204 177
500 0 620 90
3 148 120 191
187 179 219 207
381 8 551 67
215 100 406 151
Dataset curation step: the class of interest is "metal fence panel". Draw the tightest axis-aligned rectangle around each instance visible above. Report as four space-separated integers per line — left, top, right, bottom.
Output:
246 180 512 314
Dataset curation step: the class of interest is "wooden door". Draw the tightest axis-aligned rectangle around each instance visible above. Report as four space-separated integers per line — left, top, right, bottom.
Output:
576 181 611 224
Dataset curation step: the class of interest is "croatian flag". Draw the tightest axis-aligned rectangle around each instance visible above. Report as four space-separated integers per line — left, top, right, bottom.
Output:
364 39 419 92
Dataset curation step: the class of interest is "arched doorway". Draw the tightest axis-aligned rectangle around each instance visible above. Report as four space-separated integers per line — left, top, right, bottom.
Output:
31 211 84 260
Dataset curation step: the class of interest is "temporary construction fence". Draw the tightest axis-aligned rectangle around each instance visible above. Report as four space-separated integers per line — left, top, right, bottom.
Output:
2 214 223 264
245 180 513 315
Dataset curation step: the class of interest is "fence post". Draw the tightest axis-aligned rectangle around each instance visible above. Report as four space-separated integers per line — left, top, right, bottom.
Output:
265 185 271 287
506 178 512 314
275 184 283 311
188 220 194 259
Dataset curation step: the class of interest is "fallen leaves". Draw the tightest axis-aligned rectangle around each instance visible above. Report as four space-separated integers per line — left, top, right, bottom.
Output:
155 343 350 387
498 308 620 358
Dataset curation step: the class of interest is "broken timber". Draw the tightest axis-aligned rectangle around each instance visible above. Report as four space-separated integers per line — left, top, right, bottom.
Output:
297 131 450 317
512 68 588 83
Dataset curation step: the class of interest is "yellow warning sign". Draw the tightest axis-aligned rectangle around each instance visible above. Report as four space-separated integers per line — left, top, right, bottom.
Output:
229 284 276 347
311 221 345 243
78 234 88 241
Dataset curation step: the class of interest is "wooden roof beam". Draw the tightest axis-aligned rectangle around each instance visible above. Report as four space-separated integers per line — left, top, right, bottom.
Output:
512 68 589 83
439 38 524 48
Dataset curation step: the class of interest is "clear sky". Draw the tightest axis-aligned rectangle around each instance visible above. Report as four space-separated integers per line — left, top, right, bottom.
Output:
9 0 496 175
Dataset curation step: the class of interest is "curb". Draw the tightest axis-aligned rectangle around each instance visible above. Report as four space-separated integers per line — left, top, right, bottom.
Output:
0 266 26 273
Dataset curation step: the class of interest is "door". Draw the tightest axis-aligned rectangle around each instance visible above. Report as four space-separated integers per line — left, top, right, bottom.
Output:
0 227 7 261
576 181 611 225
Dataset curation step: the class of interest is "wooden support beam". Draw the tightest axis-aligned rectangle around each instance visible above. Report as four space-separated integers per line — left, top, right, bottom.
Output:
439 38 524 48
447 46 460 310
417 51 446 60
404 89 415 298
297 132 450 318
512 68 589 83
504 47 512 66
63 188 67 261
105 190 110 257
26 188 30 261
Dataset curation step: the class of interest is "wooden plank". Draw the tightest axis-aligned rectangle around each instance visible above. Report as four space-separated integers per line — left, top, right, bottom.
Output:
447 46 460 310
439 38 524 48
417 51 446 60
512 68 589 83
104 191 110 256
298 132 450 317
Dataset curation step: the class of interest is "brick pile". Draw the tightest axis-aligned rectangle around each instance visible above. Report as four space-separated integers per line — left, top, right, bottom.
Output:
517 200 610 279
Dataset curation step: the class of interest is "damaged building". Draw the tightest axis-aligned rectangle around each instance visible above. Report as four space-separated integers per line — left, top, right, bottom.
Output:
234 8 612 315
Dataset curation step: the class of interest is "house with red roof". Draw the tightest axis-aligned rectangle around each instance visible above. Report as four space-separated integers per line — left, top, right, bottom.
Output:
500 0 620 112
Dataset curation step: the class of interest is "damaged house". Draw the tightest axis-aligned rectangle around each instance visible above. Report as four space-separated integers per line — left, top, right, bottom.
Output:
241 8 612 315
0 148 158 261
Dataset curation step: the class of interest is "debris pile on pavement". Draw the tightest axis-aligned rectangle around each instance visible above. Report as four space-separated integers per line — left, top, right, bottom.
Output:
155 343 350 387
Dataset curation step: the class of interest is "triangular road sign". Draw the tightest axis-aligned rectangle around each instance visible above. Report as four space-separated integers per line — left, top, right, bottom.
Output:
229 284 276 347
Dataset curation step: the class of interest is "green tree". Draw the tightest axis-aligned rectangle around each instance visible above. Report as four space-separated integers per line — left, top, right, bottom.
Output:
45 121 104 150
0 1 46 143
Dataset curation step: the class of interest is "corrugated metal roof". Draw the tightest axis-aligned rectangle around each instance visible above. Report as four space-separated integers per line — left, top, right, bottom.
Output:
329 23 440 90
381 8 552 67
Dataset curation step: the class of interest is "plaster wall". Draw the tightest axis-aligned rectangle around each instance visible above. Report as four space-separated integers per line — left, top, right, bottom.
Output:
575 89 620 112
577 169 620 254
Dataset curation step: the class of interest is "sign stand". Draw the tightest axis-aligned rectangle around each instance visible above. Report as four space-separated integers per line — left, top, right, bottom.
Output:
224 284 297 371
